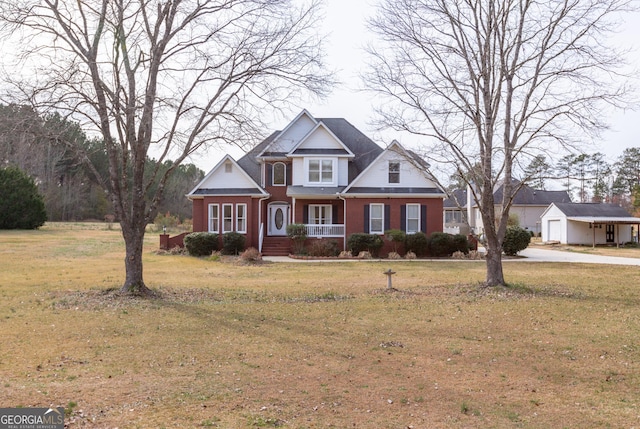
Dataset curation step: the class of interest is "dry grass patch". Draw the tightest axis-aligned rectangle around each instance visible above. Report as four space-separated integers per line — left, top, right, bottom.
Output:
1 224 640 428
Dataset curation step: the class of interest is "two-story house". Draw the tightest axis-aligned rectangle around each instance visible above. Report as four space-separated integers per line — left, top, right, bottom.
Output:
187 110 445 255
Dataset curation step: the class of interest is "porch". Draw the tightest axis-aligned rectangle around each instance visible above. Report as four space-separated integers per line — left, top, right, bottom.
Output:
304 223 344 238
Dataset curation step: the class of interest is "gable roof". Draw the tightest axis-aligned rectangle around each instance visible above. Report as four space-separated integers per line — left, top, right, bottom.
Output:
552 202 633 218
187 154 268 198
342 140 445 196
446 182 571 208
287 121 355 157
237 115 383 184
494 182 571 206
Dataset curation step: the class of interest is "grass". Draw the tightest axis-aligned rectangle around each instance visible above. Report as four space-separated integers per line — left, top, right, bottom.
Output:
1 223 640 428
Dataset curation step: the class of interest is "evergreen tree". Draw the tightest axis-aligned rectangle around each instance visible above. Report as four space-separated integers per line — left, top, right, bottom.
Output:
0 166 47 229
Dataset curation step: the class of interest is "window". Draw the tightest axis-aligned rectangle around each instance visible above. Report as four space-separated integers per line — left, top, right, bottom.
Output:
445 210 463 224
236 204 247 233
369 203 384 234
272 162 286 186
308 159 333 184
208 204 219 233
406 203 420 234
309 204 332 224
389 161 400 184
222 204 233 233
224 162 232 173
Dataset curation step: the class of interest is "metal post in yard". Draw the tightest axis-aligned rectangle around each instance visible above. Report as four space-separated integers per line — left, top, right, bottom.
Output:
384 268 396 290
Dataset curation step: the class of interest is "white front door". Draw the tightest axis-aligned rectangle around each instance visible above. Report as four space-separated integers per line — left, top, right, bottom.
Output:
268 203 289 236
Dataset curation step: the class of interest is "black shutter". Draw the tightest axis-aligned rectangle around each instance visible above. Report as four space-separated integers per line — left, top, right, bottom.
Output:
303 204 309 224
421 205 427 232
333 204 339 224
363 204 370 233
286 163 292 186
266 163 272 187
400 205 406 232
384 205 391 231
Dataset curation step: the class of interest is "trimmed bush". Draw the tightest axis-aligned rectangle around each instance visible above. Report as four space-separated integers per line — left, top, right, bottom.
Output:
222 231 246 255
502 226 531 256
347 233 384 257
428 232 455 257
184 232 219 256
405 232 428 256
240 247 261 262
452 234 470 254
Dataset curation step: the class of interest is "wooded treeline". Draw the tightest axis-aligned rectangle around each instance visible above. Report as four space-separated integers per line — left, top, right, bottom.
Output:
520 151 640 214
0 104 203 222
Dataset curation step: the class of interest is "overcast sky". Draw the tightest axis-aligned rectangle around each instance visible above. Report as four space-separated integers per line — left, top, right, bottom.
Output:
191 0 640 174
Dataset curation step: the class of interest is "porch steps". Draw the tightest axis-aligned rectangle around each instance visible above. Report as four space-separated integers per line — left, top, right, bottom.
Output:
261 237 291 256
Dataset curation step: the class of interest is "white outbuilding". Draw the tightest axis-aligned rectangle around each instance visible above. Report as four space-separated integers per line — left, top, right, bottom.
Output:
541 203 640 246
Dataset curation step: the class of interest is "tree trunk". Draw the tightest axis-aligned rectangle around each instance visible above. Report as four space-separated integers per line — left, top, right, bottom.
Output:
484 244 505 287
120 223 152 296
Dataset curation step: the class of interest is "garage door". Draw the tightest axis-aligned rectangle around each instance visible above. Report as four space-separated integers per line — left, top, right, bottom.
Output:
548 220 561 242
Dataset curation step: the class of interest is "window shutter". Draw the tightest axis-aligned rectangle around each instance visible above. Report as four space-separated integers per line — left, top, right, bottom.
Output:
363 205 370 233
400 205 406 232
332 204 338 224
266 164 272 186
286 163 292 186
384 205 390 231
303 204 309 224
421 205 427 232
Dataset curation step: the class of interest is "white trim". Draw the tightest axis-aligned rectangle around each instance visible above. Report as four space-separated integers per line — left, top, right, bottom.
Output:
369 203 384 235
309 204 333 224
272 162 287 186
236 203 247 234
208 203 219 233
286 122 355 158
305 158 336 186
187 154 268 198
222 203 233 233
257 109 318 158
406 203 420 234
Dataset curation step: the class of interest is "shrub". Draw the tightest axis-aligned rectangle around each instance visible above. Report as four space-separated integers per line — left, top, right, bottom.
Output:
222 232 246 255
0 166 47 229
404 250 417 260
240 247 262 262
405 232 428 256
347 233 384 257
452 234 470 254
338 250 352 258
308 239 339 257
502 226 531 256
385 229 406 253
388 251 402 259
428 232 455 257
286 223 307 254
184 232 219 256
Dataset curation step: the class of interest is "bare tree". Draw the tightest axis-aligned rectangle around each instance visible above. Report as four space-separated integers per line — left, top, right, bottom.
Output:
0 0 332 294
365 0 635 286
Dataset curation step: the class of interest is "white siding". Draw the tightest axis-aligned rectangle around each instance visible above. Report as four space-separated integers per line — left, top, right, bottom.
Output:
199 161 257 189
271 114 316 153
350 150 438 189
297 126 343 150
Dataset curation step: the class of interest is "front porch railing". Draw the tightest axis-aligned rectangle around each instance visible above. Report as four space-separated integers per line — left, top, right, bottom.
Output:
305 224 344 238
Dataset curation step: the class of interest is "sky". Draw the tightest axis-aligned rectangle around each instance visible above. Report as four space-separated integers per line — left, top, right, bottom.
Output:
192 0 640 175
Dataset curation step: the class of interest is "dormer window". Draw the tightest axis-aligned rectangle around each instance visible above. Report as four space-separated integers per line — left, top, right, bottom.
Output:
308 159 333 184
272 162 286 186
389 161 400 183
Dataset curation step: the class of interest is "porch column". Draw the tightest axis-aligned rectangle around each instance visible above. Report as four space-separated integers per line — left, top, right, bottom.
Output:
592 223 595 248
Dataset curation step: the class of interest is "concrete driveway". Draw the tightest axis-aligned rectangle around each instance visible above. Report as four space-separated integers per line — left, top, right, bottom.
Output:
515 246 640 266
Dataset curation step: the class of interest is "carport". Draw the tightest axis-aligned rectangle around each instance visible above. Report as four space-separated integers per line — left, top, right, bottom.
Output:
567 217 640 248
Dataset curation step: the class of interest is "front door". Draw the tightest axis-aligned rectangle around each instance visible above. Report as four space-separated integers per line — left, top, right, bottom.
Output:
268 203 289 236
606 224 615 243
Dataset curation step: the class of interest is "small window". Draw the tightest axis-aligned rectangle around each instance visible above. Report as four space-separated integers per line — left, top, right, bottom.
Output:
406 203 420 234
369 203 384 234
308 159 333 184
208 204 219 233
309 204 332 224
272 162 286 186
224 162 232 173
236 204 247 233
222 204 233 233
389 161 400 184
